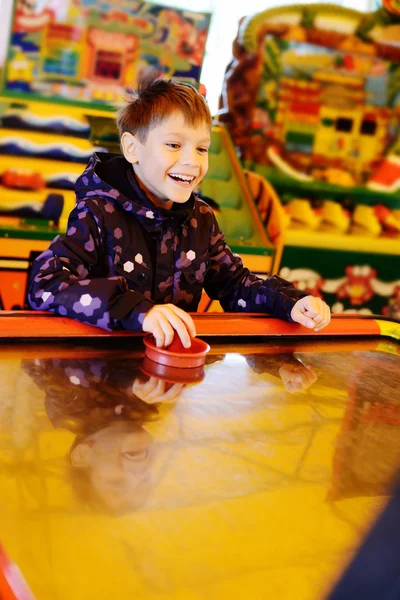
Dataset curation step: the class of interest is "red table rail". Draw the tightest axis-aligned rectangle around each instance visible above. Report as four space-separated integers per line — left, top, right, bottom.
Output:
0 311 397 339
0 545 35 600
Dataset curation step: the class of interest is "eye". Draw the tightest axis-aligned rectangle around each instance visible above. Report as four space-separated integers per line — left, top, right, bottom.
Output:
197 147 209 154
167 143 180 149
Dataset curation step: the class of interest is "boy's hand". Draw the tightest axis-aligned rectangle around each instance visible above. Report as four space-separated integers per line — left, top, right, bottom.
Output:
279 363 318 393
132 376 184 404
142 303 196 348
290 296 331 332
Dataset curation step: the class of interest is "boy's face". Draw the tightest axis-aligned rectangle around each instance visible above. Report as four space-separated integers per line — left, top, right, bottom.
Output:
121 112 211 209
71 422 154 512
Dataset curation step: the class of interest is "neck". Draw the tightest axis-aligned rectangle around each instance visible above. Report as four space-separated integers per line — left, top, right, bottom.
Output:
132 166 173 210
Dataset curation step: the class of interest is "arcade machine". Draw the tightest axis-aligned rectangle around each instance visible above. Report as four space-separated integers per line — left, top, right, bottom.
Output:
219 1 400 318
0 0 279 311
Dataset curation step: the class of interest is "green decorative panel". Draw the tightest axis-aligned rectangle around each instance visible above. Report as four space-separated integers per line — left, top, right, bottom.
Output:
280 244 400 318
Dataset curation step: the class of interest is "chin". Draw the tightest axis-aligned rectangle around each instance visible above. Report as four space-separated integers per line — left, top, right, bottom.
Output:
173 189 193 201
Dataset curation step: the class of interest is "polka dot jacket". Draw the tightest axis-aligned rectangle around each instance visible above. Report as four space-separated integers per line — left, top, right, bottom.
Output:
28 153 309 332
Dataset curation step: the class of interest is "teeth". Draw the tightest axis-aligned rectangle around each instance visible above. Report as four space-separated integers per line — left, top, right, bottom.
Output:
169 174 195 183
122 450 148 462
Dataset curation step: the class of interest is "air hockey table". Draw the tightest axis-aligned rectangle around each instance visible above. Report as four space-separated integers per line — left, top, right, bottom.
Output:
0 312 399 600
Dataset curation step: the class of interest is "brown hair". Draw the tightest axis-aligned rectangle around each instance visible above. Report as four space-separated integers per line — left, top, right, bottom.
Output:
116 72 212 142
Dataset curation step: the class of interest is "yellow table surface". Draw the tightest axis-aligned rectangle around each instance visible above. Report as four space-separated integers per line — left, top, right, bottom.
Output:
0 336 399 599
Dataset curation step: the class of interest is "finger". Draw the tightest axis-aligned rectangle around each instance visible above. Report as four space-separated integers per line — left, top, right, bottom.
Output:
291 367 306 383
303 296 321 318
143 380 166 402
315 304 331 331
141 376 159 392
300 367 316 386
314 303 328 327
132 379 147 395
323 303 331 326
142 307 156 333
161 310 192 348
291 307 315 329
286 380 303 393
147 379 165 400
151 320 165 348
141 377 163 397
132 377 159 402
158 383 184 403
312 312 324 324
169 305 197 338
305 366 318 384
297 365 312 381
158 315 175 347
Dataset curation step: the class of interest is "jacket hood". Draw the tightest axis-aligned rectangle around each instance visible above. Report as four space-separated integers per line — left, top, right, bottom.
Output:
74 152 195 231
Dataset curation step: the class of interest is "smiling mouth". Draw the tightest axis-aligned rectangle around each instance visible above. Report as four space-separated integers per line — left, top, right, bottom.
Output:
122 450 149 462
168 173 196 185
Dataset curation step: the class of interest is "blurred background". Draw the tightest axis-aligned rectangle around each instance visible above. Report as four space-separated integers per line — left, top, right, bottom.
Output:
0 0 374 115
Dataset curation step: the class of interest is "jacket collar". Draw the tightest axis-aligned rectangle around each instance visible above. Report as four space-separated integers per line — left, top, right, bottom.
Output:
75 153 195 232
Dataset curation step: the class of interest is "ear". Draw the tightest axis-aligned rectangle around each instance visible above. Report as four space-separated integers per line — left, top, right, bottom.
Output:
121 131 140 164
70 441 93 468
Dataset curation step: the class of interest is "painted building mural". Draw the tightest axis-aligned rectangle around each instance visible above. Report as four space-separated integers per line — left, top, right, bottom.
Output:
3 0 211 105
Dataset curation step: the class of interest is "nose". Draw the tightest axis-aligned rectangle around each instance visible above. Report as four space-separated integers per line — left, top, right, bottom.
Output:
180 146 199 167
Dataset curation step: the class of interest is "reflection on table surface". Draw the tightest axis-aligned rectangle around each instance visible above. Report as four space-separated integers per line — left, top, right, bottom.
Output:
0 338 399 600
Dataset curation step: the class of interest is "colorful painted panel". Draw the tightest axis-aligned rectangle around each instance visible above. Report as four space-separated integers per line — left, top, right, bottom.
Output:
273 41 394 178
2 0 210 106
220 4 400 191
219 4 400 316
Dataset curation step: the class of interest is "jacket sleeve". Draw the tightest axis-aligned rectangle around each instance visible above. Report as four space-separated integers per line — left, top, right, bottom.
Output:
28 201 154 331
203 211 309 321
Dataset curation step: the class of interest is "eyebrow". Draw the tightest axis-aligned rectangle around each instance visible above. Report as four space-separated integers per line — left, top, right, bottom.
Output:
163 132 211 144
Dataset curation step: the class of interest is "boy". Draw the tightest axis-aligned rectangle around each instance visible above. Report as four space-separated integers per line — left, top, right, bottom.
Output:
28 75 330 347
